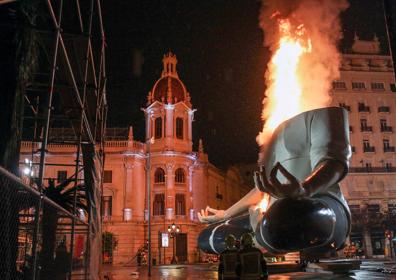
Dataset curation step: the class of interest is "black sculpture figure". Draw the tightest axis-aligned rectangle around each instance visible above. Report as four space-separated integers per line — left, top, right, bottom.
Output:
198 107 351 256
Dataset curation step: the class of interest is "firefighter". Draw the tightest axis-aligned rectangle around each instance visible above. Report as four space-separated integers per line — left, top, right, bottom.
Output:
237 233 268 280
218 234 239 280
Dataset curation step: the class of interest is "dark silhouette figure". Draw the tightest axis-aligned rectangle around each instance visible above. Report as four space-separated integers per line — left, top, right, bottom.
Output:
237 233 268 280
53 241 71 280
218 234 239 280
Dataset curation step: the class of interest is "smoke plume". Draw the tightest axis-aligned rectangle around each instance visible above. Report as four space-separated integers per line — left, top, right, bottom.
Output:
257 0 349 146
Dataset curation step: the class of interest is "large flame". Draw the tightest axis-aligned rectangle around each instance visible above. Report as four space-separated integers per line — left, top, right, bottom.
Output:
257 0 348 147
258 18 312 145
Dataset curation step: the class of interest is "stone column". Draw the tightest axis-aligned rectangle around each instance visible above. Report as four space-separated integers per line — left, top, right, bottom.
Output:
133 162 145 221
166 163 175 219
188 111 193 141
165 105 174 150
124 161 134 208
363 229 373 258
165 106 174 137
145 112 151 141
187 166 194 220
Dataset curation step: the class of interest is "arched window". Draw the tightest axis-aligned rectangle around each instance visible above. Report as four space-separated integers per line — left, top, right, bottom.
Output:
154 168 165 183
153 193 165 215
175 168 185 183
175 194 186 216
176 117 183 139
155 117 162 139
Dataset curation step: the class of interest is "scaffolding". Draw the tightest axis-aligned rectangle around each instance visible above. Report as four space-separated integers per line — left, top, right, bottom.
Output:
0 0 107 279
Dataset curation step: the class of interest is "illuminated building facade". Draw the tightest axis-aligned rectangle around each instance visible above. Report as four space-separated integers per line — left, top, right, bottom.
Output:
20 52 250 264
331 35 396 258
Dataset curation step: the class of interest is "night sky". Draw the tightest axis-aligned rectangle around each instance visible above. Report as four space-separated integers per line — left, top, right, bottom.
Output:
102 0 394 168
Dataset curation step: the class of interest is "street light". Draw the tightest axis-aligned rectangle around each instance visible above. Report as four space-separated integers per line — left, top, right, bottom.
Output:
168 223 180 264
146 136 154 276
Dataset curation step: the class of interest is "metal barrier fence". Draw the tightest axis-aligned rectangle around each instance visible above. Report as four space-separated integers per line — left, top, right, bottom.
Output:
0 166 89 280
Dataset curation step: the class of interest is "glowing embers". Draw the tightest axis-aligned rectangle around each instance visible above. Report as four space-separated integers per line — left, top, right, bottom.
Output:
258 18 311 145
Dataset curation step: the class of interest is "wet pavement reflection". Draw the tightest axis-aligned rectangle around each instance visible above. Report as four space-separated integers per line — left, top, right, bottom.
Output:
103 263 396 280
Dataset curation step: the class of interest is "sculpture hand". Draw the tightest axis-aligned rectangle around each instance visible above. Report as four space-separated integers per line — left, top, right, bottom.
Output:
197 206 226 224
255 162 307 198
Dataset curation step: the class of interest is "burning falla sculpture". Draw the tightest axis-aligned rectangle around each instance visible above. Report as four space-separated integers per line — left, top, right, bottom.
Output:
197 107 351 255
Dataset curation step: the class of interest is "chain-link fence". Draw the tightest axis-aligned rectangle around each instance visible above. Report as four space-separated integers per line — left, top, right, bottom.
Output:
0 166 89 280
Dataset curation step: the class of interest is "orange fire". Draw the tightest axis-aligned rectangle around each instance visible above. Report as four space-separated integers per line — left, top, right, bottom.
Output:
256 192 271 213
258 18 312 145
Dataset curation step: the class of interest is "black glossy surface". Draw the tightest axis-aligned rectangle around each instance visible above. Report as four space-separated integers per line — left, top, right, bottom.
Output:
198 214 251 254
258 198 336 252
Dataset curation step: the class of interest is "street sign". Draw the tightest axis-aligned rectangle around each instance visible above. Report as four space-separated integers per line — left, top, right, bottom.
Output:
161 233 169 247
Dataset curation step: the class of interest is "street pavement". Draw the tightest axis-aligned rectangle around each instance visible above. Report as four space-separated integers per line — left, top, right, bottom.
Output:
102 261 396 279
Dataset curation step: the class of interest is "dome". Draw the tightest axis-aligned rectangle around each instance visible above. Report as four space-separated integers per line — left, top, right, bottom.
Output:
152 76 187 103
147 52 191 107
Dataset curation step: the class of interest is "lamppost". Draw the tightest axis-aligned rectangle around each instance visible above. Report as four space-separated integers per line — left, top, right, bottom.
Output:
168 223 180 264
146 136 154 276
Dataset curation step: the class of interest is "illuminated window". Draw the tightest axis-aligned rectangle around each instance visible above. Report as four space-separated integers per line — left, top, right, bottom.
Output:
363 140 375 153
332 81 347 90
367 204 380 214
154 168 165 183
176 117 184 139
384 139 390 149
371 82 385 91
175 194 186 215
57 170 67 183
153 194 165 215
104 170 113 183
358 103 370 112
155 117 162 139
175 168 185 183
101 196 112 218
352 82 366 90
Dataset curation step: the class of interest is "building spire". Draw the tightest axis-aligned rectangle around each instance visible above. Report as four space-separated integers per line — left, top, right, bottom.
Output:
166 76 173 104
199 138 204 153
161 52 178 78
128 126 134 141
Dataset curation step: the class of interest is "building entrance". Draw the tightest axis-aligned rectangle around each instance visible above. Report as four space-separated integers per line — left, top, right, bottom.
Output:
176 233 188 262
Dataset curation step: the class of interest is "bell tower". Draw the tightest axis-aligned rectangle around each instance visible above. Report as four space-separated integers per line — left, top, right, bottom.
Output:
143 52 195 152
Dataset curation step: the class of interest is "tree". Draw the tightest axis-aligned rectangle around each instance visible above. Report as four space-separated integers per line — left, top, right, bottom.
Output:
0 1 40 278
102 231 118 264
40 177 87 280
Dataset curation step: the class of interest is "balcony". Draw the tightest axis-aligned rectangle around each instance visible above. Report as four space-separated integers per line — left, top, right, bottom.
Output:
384 146 396 153
363 146 375 153
349 166 396 173
378 106 390 113
358 105 370 113
381 126 393 133
360 126 373 132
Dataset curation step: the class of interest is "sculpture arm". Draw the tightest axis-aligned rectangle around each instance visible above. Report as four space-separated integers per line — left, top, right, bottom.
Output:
256 159 346 198
198 188 264 223
302 159 346 197
223 188 264 219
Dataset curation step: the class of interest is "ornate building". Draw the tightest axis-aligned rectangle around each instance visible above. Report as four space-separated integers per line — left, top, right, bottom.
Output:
331 35 396 258
20 52 250 264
